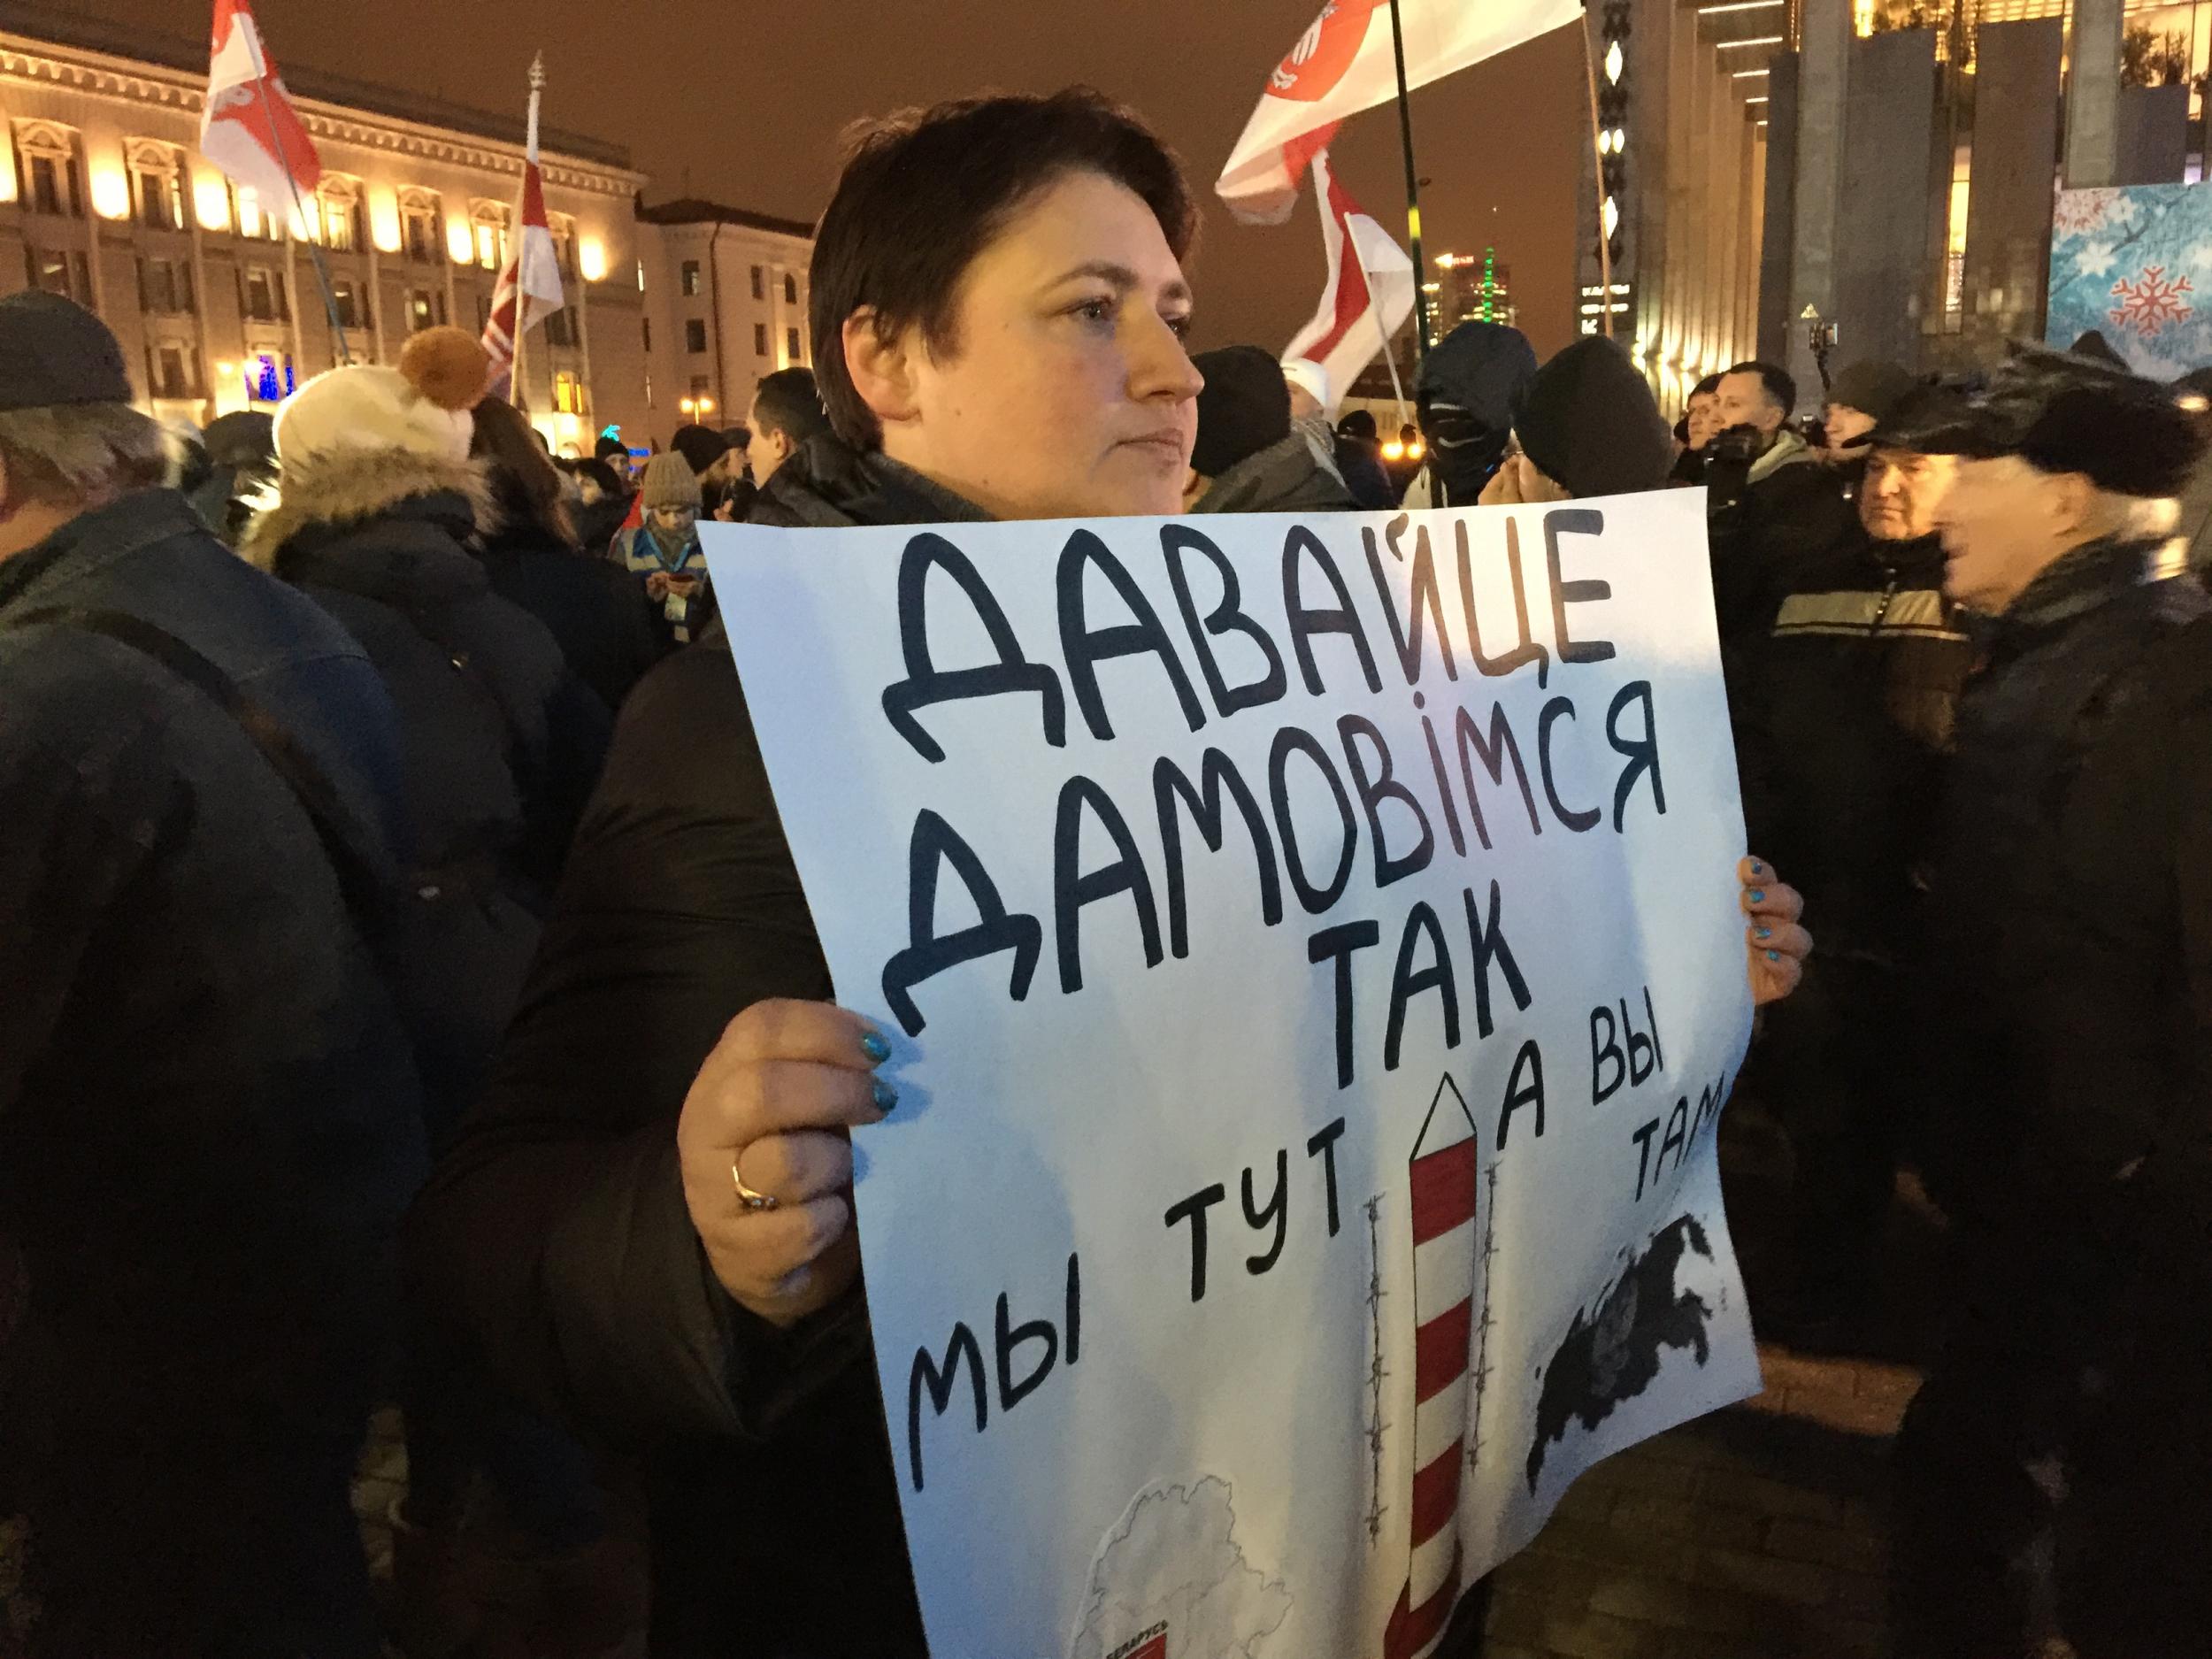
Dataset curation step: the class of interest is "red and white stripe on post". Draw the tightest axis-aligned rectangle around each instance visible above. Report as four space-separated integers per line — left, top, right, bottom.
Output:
1384 1078 1481 1659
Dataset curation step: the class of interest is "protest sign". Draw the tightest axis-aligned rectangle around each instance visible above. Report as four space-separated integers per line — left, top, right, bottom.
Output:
707 489 1761 1659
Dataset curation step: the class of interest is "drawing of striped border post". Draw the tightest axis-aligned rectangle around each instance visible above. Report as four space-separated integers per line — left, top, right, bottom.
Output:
1383 1075 1482 1659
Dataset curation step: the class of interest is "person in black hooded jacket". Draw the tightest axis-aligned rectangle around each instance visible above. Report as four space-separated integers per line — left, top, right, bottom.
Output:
407 92 1811 1659
471 395 661 715
1402 320 1538 509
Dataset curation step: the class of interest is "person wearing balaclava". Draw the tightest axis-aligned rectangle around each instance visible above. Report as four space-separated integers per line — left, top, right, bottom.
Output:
1401 320 1539 509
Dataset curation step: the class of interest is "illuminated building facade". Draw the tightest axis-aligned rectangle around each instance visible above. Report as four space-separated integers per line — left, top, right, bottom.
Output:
0 4 818 453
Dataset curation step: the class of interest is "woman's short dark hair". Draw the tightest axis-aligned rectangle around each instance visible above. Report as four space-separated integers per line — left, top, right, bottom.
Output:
810 88 1198 449
470 395 576 549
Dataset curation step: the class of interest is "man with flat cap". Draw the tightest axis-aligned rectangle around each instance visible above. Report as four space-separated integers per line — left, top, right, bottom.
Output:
0 293 424 1654
1896 349 2212 1656
1740 387 1977 1343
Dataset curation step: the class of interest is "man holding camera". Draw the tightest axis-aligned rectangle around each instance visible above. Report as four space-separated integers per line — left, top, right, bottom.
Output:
1703 359 1860 656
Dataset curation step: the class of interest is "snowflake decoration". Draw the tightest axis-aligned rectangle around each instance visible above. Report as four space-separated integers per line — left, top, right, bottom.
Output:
2077 242 2118 279
2110 265 2196 338
2055 188 2125 240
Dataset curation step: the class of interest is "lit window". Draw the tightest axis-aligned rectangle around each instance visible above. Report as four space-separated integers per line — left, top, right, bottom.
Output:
17 124 83 218
318 177 365 251
410 289 436 333
137 257 196 315
24 246 91 304
471 201 511 271
245 350 296 403
149 341 199 400
131 152 185 230
682 260 703 297
553 371 586 415
331 277 364 330
402 189 442 263
233 184 283 242
241 265 288 323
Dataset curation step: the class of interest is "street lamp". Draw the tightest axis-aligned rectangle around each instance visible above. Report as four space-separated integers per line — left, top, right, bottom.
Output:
678 395 718 419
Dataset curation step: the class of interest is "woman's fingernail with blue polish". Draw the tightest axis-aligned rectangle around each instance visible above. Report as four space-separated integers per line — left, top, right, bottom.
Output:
1748 889 1765 904
1765 949 1781 962
1756 926 1772 941
860 1030 891 1064
1748 860 1763 876
872 1076 899 1113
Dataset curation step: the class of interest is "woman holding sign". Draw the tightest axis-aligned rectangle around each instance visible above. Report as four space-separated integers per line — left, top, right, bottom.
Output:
409 89 1809 1656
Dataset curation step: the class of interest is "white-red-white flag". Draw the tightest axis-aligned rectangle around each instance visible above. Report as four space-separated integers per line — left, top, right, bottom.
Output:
483 56 567 397
199 0 321 208
1281 151 1415 412
1217 0 1581 225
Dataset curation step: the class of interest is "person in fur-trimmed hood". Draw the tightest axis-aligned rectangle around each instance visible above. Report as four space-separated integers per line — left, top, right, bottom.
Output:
247 330 618 1656
244 327 611 1142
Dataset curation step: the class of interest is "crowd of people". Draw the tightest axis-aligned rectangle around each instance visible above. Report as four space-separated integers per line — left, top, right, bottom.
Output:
0 79 2201 1659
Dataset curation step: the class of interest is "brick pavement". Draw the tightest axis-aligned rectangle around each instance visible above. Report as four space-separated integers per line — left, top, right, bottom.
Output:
1479 1342 1913 1659
1478 1097 1940 1659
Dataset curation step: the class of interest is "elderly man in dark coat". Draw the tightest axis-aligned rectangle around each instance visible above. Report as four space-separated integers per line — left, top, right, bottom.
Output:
1896 349 2212 1658
0 292 425 1655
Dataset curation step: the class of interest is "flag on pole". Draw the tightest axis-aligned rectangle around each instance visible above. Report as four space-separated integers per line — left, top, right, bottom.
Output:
1217 0 1582 224
199 0 321 207
482 54 566 399
1281 150 1416 411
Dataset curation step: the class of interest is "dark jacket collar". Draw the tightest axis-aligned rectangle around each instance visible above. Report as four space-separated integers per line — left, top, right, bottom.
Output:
1870 531 1946 587
751 435 993 529
1996 535 2164 638
1193 430 1355 516
0 487 209 616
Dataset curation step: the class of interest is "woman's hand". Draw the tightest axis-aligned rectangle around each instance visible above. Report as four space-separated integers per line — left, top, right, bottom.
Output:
1740 857 1811 1006
644 570 672 602
676 998 896 1327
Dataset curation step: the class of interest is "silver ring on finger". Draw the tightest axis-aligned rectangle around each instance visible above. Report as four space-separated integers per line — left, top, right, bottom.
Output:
732 1153 780 1212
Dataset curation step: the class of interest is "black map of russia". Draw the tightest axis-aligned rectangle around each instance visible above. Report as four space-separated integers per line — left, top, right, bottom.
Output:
1524 1215 1716 1492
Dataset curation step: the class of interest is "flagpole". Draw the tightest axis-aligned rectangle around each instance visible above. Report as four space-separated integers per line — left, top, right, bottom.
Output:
253 75 349 365
1582 10 1615 340
1385 0 1430 361
512 53 543 415
1372 296 1410 430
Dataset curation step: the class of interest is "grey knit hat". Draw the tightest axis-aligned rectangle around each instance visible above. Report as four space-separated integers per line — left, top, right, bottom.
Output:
639 451 702 511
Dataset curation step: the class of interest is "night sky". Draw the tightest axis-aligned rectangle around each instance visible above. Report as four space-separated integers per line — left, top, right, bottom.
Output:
80 0 1584 360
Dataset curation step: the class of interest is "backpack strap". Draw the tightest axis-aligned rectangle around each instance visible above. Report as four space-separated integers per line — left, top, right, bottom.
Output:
9 605 392 942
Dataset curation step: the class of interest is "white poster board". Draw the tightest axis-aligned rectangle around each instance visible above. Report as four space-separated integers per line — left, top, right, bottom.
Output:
708 489 1760 1659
